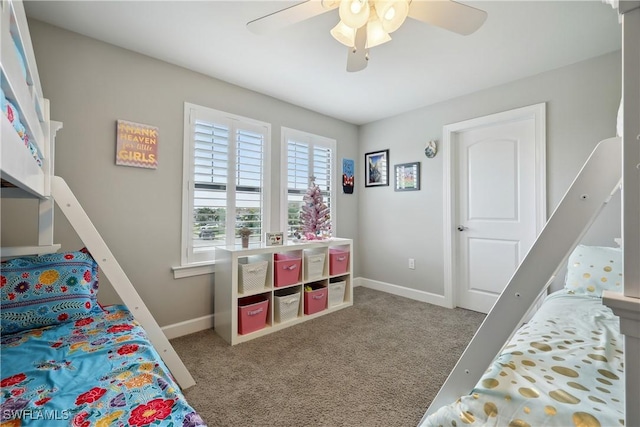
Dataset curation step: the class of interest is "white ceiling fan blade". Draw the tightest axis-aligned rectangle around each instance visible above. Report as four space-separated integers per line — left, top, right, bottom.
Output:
408 0 487 36
247 1 338 35
346 27 368 72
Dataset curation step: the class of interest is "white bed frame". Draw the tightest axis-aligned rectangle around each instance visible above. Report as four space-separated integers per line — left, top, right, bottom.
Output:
1 0 195 390
424 2 640 425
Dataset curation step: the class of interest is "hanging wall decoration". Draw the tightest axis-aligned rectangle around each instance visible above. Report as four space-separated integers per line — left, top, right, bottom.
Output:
425 140 437 158
116 120 159 169
394 162 421 191
364 149 389 187
342 158 354 194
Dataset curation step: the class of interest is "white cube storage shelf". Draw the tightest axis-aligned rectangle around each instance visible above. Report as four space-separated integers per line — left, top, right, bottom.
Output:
214 238 353 345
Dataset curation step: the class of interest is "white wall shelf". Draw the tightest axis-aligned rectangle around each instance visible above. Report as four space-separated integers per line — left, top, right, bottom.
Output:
214 238 353 345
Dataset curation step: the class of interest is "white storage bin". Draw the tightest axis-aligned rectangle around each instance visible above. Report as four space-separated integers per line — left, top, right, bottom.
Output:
304 253 325 281
329 281 346 307
238 260 268 293
274 290 301 323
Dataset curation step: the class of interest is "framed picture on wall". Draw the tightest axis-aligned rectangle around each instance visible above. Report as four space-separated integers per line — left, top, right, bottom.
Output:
365 149 389 187
394 162 421 191
342 158 355 194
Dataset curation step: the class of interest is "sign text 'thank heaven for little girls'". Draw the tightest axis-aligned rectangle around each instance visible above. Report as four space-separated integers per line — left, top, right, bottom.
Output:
116 120 158 169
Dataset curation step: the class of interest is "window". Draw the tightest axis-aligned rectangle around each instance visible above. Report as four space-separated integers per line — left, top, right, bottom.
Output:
182 103 270 265
281 127 336 239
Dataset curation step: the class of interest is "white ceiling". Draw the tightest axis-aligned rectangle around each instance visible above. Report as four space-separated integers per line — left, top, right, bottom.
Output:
24 1 622 125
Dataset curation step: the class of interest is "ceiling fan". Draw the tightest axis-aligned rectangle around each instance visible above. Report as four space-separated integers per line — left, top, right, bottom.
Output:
247 0 488 72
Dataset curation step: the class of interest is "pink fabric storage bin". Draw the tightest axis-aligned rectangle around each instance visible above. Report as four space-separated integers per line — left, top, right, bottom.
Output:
304 285 327 315
274 254 302 287
238 295 269 335
329 249 350 276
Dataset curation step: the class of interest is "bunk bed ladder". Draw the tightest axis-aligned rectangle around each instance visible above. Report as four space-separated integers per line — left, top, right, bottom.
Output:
50 176 196 390
423 136 622 420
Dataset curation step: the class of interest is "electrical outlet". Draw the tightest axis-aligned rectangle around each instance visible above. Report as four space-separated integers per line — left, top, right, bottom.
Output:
408 258 415 269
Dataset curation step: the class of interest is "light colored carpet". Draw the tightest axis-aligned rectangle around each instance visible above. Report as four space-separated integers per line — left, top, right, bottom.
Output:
170 287 485 427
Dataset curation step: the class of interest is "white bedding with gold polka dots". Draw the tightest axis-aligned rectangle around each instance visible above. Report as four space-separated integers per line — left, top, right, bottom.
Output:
421 290 624 427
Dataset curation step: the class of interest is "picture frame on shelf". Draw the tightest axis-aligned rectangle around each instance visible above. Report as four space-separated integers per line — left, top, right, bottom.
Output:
394 162 421 192
266 232 284 246
365 149 389 187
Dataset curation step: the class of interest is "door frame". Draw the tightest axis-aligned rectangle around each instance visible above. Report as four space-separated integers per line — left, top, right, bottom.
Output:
442 103 547 309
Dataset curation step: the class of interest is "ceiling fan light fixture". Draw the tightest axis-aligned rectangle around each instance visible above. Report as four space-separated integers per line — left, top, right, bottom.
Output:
339 0 370 29
375 0 409 33
365 14 391 48
321 0 340 8
330 21 356 47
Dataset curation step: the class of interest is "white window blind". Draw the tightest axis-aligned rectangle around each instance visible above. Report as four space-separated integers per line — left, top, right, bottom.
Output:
282 128 336 239
234 127 266 241
183 103 269 265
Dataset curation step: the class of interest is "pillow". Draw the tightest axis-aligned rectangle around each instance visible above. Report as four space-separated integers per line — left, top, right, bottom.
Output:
1 95 27 140
564 245 622 297
1 250 100 334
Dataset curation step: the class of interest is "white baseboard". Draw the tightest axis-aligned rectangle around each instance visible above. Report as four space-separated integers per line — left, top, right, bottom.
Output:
162 314 215 339
163 278 448 339
354 277 451 308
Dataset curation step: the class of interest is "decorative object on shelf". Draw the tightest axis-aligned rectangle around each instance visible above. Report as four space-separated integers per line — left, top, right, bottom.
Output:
239 227 251 248
266 232 284 246
300 176 331 239
394 162 421 191
365 149 389 187
116 120 158 169
342 158 354 194
425 140 437 158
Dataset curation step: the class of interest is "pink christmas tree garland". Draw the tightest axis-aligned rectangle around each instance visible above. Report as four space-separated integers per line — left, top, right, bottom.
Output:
300 176 331 240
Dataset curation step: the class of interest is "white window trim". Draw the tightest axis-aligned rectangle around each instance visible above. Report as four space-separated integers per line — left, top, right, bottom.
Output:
280 127 337 238
176 103 270 277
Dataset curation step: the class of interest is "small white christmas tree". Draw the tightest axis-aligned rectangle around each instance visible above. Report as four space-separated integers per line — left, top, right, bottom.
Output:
300 176 331 239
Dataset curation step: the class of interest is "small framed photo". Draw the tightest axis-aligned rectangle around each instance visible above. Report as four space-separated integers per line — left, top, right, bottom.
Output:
342 158 354 194
365 149 389 187
266 232 284 246
394 162 421 191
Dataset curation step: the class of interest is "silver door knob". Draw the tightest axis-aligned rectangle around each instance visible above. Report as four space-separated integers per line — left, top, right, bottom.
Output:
457 225 468 231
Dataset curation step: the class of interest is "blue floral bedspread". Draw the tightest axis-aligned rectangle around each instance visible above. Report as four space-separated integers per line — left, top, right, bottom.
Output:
1 305 205 426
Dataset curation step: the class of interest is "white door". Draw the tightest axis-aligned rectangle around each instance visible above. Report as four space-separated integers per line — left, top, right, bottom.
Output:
443 104 546 313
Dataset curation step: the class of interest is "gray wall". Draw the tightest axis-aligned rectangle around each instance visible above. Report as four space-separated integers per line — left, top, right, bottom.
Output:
357 51 622 297
1 20 622 327
1 20 359 327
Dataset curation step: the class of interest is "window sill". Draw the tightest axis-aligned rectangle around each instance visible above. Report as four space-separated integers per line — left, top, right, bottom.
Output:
172 262 216 279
